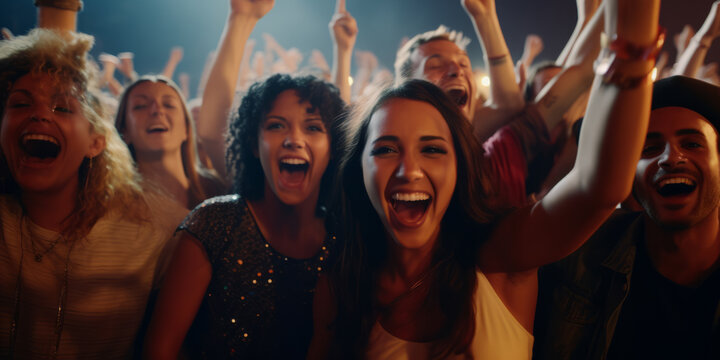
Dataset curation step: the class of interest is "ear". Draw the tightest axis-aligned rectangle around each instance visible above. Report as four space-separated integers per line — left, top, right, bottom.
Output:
87 133 106 158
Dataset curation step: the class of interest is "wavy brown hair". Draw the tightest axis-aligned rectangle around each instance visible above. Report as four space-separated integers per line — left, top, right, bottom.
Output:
329 79 495 358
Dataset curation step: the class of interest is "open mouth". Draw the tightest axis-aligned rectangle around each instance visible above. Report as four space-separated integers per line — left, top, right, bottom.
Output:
146 125 169 134
656 177 697 197
20 134 60 159
446 87 469 107
278 158 309 187
389 192 431 226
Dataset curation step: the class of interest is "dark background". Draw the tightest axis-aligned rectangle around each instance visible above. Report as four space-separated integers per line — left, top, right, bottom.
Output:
2 0 718 94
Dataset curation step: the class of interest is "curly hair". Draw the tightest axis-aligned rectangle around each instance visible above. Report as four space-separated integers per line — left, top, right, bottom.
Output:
226 73 347 213
0 29 145 240
329 79 495 358
394 25 472 85
115 75 226 207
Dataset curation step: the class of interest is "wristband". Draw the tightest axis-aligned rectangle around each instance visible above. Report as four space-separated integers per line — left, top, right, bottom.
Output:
34 0 83 11
595 28 666 89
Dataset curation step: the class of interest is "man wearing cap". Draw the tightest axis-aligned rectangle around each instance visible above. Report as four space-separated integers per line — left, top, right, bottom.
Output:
534 76 720 359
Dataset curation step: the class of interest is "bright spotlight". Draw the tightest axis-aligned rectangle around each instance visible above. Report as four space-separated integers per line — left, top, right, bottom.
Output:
481 75 490 87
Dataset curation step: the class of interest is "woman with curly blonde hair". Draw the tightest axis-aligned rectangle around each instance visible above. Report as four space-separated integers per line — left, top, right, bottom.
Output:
0 28 186 358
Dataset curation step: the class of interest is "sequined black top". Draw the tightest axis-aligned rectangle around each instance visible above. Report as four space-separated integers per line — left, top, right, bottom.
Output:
179 195 333 359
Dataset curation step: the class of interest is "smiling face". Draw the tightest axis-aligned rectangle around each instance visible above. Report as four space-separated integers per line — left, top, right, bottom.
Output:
362 98 457 250
257 89 331 206
1 73 104 195
634 106 720 229
123 81 188 156
410 39 476 119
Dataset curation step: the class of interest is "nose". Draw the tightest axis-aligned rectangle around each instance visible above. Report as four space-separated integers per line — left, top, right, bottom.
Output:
30 103 55 122
149 101 162 115
396 153 423 182
446 60 463 78
282 128 304 149
658 143 687 169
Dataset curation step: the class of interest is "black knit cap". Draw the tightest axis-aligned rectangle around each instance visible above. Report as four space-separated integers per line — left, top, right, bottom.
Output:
652 75 720 131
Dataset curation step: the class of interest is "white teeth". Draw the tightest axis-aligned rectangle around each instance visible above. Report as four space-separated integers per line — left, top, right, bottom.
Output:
22 134 59 145
392 192 430 202
280 158 307 165
659 177 696 187
446 85 466 92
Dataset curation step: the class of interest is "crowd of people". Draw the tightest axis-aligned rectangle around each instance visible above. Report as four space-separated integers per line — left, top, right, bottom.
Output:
0 0 718 359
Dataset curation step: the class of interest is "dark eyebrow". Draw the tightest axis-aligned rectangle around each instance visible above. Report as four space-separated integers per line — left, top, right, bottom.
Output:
265 115 287 122
676 128 704 137
372 135 399 144
420 135 448 142
8 89 31 97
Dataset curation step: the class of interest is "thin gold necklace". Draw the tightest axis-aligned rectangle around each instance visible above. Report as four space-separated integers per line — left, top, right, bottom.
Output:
26 216 62 262
10 213 75 359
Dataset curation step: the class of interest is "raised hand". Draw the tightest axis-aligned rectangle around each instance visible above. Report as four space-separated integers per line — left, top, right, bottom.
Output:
329 0 358 52
521 34 543 66
310 50 330 72
230 0 274 20
698 1 720 40
674 25 695 56
461 0 496 18
117 52 138 82
1 27 13 40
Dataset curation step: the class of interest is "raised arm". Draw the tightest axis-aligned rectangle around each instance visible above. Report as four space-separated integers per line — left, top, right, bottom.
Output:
197 0 274 179
532 2 604 133
462 0 522 110
329 0 358 103
142 232 212 359
557 0 600 66
35 0 81 32
481 0 662 272
673 1 720 78
161 46 184 80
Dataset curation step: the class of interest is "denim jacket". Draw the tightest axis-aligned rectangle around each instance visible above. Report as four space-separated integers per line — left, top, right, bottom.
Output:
533 211 720 360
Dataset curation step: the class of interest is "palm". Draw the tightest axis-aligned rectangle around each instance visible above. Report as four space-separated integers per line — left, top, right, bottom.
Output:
231 0 274 20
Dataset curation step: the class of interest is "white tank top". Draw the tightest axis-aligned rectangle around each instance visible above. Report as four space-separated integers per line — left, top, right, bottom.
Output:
365 271 534 359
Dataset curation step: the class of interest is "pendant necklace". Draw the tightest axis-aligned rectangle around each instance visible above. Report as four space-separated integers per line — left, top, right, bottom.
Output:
10 213 76 359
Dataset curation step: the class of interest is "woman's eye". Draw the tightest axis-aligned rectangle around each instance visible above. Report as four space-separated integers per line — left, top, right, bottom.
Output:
266 122 283 130
163 103 176 109
8 101 29 108
370 146 396 156
307 125 326 133
422 146 447 155
133 104 147 110
684 141 702 149
53 105 72 114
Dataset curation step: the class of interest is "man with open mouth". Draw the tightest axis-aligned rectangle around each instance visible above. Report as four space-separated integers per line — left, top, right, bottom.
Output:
535 76 720 360
393 0 602 209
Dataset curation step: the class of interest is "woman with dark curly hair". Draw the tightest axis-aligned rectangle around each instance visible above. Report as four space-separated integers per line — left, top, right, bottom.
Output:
143 73 347 359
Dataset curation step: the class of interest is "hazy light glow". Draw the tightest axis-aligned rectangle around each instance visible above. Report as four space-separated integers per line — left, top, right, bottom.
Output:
481 75 490 87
